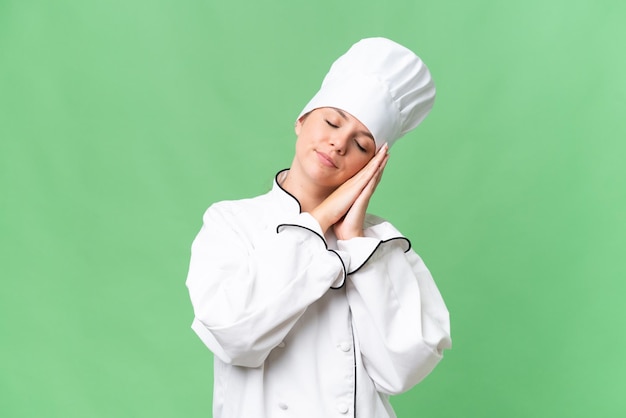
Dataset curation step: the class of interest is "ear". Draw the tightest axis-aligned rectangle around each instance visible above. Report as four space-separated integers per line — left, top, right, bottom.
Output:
294 118 303 136
295 111 311 136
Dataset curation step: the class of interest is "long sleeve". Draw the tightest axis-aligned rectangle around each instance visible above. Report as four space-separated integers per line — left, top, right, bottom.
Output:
339 218 451 395
186 201 348 368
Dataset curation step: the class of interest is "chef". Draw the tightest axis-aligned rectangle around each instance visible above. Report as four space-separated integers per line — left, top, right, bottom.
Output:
186 37 451 418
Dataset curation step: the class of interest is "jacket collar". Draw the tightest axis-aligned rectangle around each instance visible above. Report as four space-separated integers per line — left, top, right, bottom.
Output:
271 169 302 214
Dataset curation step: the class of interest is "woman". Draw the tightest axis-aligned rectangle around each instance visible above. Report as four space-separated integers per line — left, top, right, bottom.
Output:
186 37 451 418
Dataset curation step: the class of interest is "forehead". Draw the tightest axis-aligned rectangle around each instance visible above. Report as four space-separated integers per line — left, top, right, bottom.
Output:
323 108 375 142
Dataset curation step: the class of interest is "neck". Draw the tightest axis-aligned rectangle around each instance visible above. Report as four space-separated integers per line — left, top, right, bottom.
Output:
280 166 335 213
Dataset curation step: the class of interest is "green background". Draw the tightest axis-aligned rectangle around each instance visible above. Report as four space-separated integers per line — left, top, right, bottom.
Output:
1 0 624 417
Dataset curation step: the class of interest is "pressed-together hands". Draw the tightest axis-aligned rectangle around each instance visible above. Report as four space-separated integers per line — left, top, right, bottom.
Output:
310 144 389 240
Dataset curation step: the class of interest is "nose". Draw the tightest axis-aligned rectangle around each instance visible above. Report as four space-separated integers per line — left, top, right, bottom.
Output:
329 133 349 155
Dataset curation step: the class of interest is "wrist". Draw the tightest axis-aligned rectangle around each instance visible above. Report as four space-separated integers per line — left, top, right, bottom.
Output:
308 208 332 234
336 229 364 241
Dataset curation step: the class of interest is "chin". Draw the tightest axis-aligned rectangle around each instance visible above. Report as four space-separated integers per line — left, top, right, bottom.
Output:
307 170 343 189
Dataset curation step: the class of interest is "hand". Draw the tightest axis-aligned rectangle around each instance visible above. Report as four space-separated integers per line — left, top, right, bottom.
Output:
310 144 389 238
333 152 388 240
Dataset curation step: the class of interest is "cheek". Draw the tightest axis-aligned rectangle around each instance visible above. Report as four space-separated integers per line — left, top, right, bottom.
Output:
346 155 373 176
294 135 308 154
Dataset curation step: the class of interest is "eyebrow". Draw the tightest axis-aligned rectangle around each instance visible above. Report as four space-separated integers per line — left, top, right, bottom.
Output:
332 108 375 142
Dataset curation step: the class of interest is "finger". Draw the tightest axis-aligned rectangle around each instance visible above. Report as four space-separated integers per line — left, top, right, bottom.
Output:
357 156 388 203
371 143 389 168
353 143 389 184
330 144 389 211
374 153 389 186
360 143 388 172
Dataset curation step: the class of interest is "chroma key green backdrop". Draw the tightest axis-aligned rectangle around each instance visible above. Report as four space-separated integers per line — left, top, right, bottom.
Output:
1 0 625 417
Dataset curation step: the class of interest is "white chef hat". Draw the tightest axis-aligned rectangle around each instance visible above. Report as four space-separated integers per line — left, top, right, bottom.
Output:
297 37 436 149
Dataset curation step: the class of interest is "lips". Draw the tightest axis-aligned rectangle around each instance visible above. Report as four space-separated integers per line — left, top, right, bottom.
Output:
315 151 337 168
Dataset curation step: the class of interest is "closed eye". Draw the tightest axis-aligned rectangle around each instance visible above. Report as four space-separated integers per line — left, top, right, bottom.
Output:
354 139 367 152
325 120 339 128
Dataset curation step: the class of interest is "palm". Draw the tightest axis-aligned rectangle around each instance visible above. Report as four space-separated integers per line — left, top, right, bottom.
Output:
333 154 387 240
309 146 388 239
333 190 370 240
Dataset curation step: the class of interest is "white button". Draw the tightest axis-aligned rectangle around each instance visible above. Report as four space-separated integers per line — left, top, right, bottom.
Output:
337 402 349 414
278 341 286 348
338 342 351 352
278 402 288 410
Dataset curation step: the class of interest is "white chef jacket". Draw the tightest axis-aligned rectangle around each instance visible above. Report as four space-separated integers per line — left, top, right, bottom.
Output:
186 170 451 418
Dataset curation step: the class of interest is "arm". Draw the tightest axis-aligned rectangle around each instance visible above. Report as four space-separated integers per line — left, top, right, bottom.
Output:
307 145 450 392
185 203 348 367
339 222 451 394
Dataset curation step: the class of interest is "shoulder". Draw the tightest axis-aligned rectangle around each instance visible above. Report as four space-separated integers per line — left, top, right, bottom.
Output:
363 213 410 248
363 213 388 229
203 192 271 223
